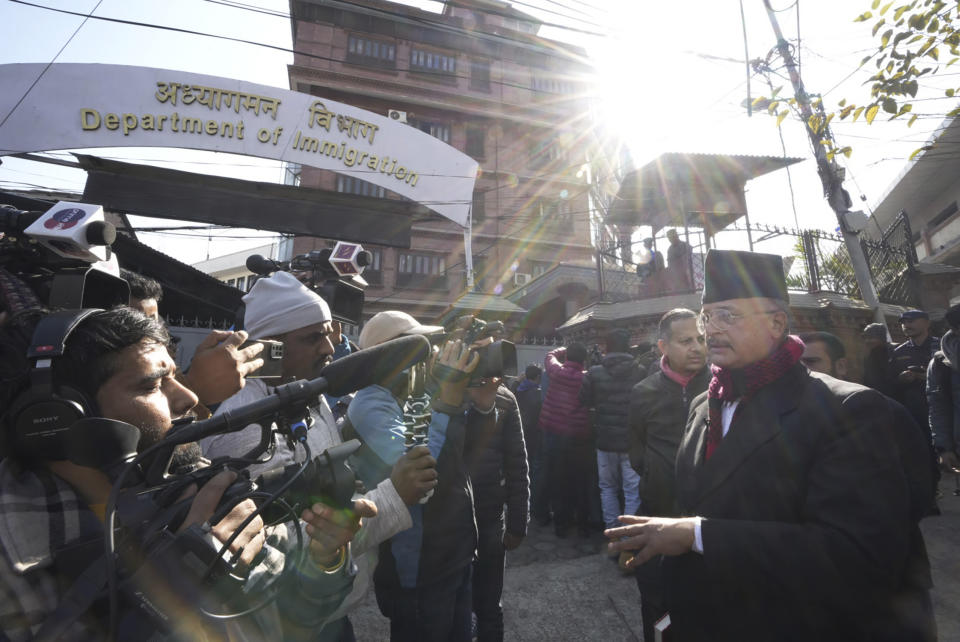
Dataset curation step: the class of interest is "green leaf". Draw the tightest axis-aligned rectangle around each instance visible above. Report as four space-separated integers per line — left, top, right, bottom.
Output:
854 11 874 22
930 47 940 61
948 88 956 97
842 146 853 158
866 104 880 123
879 1 894 15
776 110 789 128
840 105 855 119
838 98 847 107
905 79 919 96
893 5 909 21
897 103 913 115
881 28 893 47
882 97 898 113
871 0 880 9
928 17 939 33
874 18 887 36
908 113 919 126
854 106 865 121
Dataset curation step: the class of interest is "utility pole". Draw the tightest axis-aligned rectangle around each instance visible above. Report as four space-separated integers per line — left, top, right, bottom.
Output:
763 1 888 333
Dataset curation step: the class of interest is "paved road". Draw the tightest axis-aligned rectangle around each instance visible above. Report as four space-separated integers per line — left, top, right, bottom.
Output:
351 475 960 640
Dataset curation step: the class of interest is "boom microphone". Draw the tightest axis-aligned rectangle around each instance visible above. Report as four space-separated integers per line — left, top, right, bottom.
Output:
164 334 431 446
245 254 285 276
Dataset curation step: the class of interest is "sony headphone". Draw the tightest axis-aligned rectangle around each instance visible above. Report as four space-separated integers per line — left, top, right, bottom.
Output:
4 308 104 461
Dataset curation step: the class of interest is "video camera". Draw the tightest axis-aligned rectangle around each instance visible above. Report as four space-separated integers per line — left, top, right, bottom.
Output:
246 241 371 326
447 315 517 385
96 333 432 636
0 201 129 309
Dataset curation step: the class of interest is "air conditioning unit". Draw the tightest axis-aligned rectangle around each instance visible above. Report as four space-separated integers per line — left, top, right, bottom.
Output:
387 109 407 123
513 272 532 287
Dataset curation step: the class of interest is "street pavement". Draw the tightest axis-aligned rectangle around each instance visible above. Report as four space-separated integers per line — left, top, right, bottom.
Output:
351 475 960 640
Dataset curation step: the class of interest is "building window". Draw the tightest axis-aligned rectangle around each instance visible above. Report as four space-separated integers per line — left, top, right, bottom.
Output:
470 59 490 91
347 35 396 68
363 248 383 285
283 162 301 187
397 252 447 290
336 174 386 198
472 190 485 223
466 126 485 158
538 198 571 220
410 48 457 76
416 121 450 144
531 136 569 169
531 75 575 94
530 260 551 277
930 201 958 229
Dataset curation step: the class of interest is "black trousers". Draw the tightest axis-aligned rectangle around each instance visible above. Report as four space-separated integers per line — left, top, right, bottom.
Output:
635 556 667 642
375 565 473 642
472 513 506 642
544 433 591 529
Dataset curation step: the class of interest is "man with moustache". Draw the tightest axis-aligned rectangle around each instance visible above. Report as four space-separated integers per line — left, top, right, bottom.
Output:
0 306 369 640
201 274 437 640
607 250 933 641
626 308 709 640
799 331 849 379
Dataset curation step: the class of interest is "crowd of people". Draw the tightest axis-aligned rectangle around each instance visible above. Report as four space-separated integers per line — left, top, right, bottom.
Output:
0 246 952 641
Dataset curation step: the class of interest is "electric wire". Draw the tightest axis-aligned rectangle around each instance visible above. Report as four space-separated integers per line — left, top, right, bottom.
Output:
0 0 103 129
8 0 598 96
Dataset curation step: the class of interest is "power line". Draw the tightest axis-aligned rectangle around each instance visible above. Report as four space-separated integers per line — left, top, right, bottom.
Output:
9 0 599 96
0 0 103 129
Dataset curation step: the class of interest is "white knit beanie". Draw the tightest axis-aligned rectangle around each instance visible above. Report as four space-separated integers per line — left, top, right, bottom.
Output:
242 272 331 339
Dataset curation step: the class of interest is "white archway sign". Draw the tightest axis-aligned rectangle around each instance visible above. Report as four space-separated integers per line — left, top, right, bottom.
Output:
0 63 477 227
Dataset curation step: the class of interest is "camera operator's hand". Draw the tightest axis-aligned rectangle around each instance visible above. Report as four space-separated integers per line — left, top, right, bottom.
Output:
433 339 480 410
179 470 266 573
391 445 439 505
302 498 377 566
183 330 265 405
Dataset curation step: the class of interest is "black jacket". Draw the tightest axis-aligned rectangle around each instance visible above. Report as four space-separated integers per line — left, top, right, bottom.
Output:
579 352 644 452
665 364 932 642
464 386 529 537
514 381 542 458
627 366 710 516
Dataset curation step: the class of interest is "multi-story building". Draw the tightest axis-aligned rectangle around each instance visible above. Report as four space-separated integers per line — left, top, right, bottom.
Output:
286 0 598 323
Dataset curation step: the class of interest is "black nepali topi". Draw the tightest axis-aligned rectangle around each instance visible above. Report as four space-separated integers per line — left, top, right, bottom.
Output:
701 249 787 304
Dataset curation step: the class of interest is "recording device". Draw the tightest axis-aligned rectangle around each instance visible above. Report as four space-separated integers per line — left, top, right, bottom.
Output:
5 306 431 637
246 241 372 325
238 339 284 380
449 315 517 385
0 202 128 309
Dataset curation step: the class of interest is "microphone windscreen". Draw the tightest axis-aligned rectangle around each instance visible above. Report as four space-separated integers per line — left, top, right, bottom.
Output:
246 254 275 275
318 334 431 397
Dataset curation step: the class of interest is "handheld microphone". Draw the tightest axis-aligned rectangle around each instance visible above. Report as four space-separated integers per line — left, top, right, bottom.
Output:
23 201 116 263
164 334 431 446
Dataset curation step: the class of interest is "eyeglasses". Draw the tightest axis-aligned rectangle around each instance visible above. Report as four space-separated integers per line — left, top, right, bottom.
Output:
697 309 779 334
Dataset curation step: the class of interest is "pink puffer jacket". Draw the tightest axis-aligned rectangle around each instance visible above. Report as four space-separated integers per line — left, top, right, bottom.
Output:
538 347 590 438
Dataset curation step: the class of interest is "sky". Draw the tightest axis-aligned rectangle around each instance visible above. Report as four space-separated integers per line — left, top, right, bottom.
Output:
1 0 957 267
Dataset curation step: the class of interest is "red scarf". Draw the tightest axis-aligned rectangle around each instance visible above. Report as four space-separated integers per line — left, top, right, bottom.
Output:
705 335 805 460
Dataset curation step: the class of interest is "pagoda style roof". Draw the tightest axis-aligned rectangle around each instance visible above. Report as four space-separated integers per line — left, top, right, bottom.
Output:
606 152 803 234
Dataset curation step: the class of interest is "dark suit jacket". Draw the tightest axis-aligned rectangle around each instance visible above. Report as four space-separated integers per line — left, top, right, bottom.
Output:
663 363 932 642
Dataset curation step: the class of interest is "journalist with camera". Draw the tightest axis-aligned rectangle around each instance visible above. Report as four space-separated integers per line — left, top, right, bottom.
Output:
0 301 373 641
200 271 441 640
